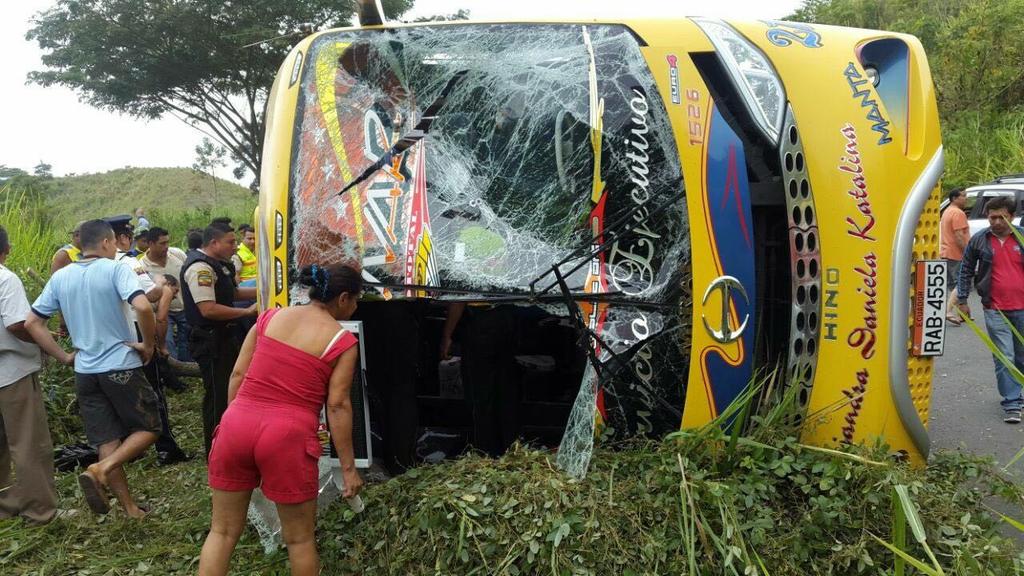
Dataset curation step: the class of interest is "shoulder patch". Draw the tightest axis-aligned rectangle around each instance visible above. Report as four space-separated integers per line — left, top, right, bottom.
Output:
196 269 214 287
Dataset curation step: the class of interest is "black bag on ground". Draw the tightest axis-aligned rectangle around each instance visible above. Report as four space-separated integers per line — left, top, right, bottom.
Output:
54 443 99 472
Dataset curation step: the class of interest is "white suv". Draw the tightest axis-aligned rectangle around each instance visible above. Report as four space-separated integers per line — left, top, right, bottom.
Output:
940 174 1024 238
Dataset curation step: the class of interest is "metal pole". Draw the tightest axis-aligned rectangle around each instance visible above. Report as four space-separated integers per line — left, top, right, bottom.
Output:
356 0 386 26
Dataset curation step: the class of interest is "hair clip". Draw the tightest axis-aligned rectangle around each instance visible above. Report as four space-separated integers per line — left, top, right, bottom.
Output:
318 267 330 296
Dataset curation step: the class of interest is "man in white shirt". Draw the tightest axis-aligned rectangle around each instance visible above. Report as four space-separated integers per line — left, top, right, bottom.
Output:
0 226 65 524
141 227 189 362
105 216 163 302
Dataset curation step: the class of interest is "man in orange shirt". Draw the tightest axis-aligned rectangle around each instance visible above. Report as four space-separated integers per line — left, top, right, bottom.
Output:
941 188 970 324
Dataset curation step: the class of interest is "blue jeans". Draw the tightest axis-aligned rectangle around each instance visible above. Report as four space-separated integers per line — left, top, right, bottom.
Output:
166 311 192 363
982 308 1024 411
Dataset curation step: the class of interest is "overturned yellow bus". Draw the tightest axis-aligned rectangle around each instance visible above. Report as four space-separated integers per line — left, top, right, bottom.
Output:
256 12 944 469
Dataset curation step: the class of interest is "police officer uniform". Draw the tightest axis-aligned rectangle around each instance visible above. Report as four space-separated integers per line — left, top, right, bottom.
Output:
180 249 239 456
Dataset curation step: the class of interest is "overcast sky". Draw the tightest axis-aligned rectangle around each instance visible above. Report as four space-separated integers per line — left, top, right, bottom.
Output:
0 0 802 183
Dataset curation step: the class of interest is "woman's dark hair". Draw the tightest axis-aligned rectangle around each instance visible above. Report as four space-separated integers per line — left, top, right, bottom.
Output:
298 263 362 302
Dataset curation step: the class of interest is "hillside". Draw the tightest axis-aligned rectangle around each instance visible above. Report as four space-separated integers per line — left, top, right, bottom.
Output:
44 166 256 225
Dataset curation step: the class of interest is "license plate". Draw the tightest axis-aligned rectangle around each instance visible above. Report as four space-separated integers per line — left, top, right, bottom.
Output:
912 260 946 356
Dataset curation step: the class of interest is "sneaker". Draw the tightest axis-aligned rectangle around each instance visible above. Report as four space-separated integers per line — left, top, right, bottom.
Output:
1004 410 1022 424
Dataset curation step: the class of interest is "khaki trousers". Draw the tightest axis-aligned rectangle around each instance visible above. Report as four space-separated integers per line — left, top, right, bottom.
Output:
0 372 57 524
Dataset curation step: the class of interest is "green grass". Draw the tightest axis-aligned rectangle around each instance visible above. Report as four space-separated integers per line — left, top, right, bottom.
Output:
0 381 278 575
0 184 60 283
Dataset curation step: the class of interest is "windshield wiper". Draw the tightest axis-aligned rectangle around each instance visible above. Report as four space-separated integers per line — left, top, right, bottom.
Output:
337 70 469 196
527 180 685 298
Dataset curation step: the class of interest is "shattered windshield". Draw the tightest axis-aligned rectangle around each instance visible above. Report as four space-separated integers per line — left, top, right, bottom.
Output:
289 23 687 303
289 23 691 442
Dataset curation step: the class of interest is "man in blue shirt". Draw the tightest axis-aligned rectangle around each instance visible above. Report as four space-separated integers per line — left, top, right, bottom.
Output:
25 219 161 519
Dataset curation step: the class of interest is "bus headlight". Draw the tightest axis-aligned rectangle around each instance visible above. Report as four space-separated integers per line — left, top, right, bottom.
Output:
693 18 786 145
864 65 880 87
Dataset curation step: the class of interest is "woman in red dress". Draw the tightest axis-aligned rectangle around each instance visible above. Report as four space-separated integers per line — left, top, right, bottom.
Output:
199 264 364 576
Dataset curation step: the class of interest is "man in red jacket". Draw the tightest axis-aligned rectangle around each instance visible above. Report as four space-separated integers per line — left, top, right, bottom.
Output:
957 196 1024 424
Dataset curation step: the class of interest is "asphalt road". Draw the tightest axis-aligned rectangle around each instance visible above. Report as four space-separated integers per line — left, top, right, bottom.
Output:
930 292 1024 475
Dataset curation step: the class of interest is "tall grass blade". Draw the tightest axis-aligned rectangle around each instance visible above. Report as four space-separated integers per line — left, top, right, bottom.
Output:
998 309 1024 351
1005 215 1024 249
723 382 755 474
869 534 942 576
676 454 701 576
984 505 1024 532
894 485 945 575
892 485 907 576
958 309 1024 384
751 549 771 576
797 443 887 467
894 485 926 542
1002 444 1024 472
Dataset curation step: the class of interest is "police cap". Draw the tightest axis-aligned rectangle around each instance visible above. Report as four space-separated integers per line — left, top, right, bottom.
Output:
103 214 134 238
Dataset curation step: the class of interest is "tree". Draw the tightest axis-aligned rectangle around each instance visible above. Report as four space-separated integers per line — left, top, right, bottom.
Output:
413 8 470 22
193 137 228 204
33 161 53 179
0 166 29 179
789 0 1024 187
27 0 416 185
788 0 1024 116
